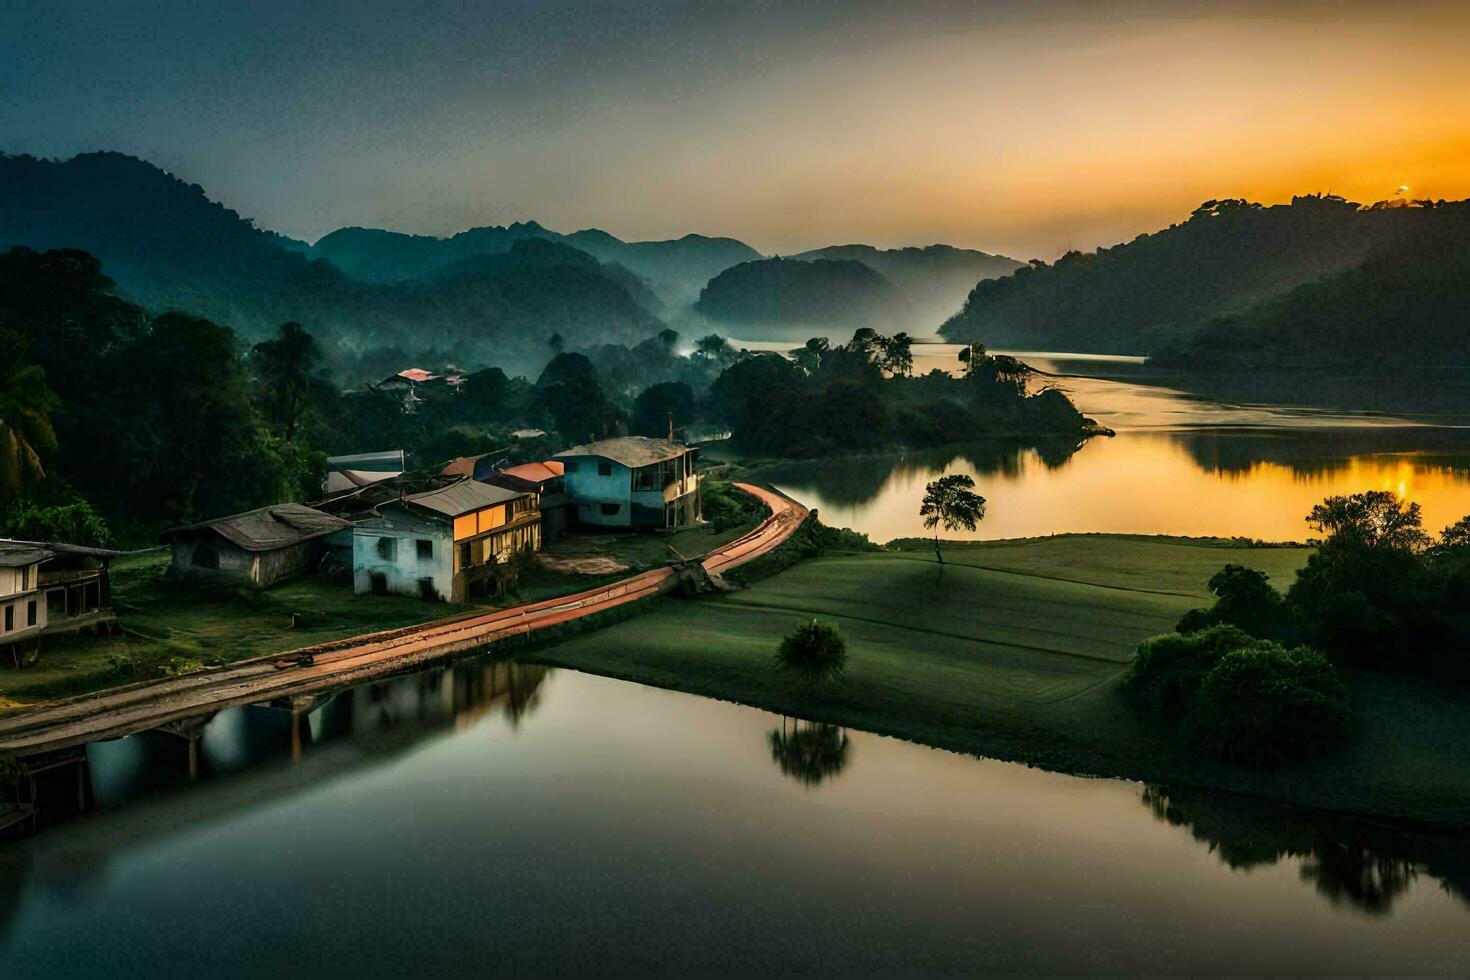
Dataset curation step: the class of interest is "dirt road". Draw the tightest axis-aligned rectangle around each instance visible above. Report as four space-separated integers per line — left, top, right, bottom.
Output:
0 484 807 757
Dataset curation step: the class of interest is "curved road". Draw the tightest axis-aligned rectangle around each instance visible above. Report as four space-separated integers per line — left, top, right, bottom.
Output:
0 484 808 757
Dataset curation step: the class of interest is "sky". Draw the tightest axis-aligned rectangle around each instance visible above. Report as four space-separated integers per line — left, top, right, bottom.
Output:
3 0 1469 259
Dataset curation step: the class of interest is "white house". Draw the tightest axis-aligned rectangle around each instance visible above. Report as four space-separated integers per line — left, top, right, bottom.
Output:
554 437 701 529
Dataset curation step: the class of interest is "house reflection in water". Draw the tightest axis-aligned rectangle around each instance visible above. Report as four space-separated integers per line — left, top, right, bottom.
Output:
13 659 548 826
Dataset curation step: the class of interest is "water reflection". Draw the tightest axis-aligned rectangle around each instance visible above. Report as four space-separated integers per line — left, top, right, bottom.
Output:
1142 784 1470 916
764 429 1470 542
766 718 851 788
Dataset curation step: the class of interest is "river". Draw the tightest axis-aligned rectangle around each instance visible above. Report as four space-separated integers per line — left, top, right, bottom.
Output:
753 344 1470 542
2 663 1468 976
4 352 1470 974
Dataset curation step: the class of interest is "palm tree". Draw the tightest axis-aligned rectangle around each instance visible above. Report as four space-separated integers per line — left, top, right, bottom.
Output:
919 473 986 567
0 327 57 497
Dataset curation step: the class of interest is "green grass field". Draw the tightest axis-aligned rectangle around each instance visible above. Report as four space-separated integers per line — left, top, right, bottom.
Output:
532 536 1470 830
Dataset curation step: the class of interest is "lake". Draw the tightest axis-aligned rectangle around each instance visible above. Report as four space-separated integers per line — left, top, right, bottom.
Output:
2 663 1468 976
753 344 1470 542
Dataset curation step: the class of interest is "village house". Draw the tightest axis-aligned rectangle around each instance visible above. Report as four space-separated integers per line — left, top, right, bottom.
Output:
0 541 119 665
371 367 466 412
350 479 541 602
162 503 353 588
481 461 570 543
555 437 701 529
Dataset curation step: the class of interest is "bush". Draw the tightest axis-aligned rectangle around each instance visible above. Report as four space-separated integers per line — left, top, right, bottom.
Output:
1183 640 1354 765
1121 625 1255 721
774 620 848 688
1176 564 1286 638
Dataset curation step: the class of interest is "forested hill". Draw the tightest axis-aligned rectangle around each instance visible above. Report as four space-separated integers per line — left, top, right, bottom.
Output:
791 243 1021 329
314 224 760 310
0 152 663 376
1152 202 1470 370
694 257 911 338
940 195 1439 354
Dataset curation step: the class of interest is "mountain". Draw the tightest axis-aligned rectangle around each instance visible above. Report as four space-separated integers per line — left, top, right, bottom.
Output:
940 195 1434 354
0 152 663 376
694 256 911 339
789 243 1022 329
313 223 761 310
1151 201 1470 370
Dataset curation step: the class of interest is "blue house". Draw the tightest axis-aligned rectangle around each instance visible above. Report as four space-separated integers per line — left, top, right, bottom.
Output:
554 437 701 529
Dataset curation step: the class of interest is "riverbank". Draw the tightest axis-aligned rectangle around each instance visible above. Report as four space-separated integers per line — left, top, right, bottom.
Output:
0 520 761 711
529 535 1470 833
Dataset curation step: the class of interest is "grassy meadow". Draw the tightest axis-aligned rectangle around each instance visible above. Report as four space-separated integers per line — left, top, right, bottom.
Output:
531 535 1470 830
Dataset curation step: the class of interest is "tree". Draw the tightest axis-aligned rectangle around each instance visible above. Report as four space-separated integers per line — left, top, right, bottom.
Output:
631 381 694 439
547 332 565 354
657 327 679 351
1175 564 1288 639
879 331 914 377
0 325 57 497
957 341 987 377
250 321 329 441
774 620 848 690
1 501 112 548
693 333 730 361
919 473 986 566
1305 491 1430 551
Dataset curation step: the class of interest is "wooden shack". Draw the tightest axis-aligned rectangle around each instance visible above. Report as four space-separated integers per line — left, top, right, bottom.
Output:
162 503 352 588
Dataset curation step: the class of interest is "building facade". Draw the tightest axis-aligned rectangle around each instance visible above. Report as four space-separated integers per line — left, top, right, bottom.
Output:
555 437 701 529
352 480 541 602
1 542 118 664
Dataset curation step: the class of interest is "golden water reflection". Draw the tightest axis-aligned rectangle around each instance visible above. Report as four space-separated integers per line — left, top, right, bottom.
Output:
768 432 1470 543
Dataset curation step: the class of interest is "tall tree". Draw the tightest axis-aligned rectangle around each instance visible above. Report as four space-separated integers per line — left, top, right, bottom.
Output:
250 321 327 441
919 473 986 567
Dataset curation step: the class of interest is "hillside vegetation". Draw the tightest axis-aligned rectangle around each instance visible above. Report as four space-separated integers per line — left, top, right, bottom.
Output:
941 195 1455 355
696 257 911 336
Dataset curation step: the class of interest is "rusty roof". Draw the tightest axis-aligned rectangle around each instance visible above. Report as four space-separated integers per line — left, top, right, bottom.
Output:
163 503 352 552
555 437 689 468
401 479 524 518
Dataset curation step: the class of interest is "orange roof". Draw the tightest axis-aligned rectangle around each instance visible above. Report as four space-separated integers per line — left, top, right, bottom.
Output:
440 453 488 478
500 461 563 483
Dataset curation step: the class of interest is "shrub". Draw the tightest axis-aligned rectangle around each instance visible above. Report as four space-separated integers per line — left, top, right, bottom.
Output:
1183 640 1354 765
1121 625 1256 721
774 620 848 688
1176 564 1286 638
701 479 763 533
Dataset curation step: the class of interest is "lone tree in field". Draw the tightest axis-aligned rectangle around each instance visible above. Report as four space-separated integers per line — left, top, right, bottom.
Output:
920 474 987 566
774 620 848 690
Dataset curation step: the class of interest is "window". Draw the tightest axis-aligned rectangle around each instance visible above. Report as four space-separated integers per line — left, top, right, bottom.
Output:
416 538 433 561
459 542 472 569
418 577 437 601
26 600 36 627
600 503 621 516
369 572 388 595
377 536 397 561
3 605 11 632
597 461 613 477
46 589 64 618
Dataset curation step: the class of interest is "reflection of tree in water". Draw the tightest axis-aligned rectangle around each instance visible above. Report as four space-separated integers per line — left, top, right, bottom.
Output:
767 718 851 788
763 438 1083 509
1177 428 1470 482
1142 784 1470 915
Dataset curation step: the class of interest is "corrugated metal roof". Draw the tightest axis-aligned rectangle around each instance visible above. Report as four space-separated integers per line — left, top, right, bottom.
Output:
555 437 689 468
164 503 352 552
500 461 564 483
0 544 52 567
403 479 524 517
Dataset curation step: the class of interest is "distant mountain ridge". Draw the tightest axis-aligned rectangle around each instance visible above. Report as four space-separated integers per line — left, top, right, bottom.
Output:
940 195 1445 354
312 223 761 310
0 152 664 375
790 243 1022 330
695 256 912 337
